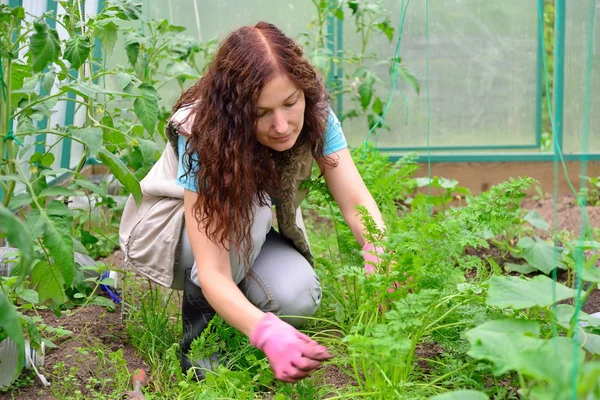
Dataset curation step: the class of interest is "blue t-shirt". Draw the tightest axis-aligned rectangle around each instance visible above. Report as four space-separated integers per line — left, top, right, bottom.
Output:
176 107 347 192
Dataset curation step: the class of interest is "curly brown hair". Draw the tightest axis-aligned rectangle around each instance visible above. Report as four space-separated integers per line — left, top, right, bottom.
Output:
173 21 335 262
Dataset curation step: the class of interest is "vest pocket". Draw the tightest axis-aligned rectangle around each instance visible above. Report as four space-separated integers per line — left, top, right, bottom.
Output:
126 197 185 288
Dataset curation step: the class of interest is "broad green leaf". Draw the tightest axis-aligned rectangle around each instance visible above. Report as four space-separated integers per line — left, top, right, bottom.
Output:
554 305 600 329
41 70 56 93
80 229 99 245
415 177 434 188
517 236 562 274
31 261 67 306
523 209 550 230
465 319 541 375
30 171 49 198
40 168 74 178
518 337 582 384
468 323 582 384
0 205 34 282
430 391 489 400
133 163 152 181
64 34 91 70
40 152 55 167
505 262 537 274
372 96 383 115
358 81 373 110
24 318 42 351
0 292 25 381
94 18 119 56
62 80 111 98
72 238 88 255
134 83 159 134
348 1 359 14
24 209 45 239
47 200 75 217
73 178 107 196
39 186 75 198
16 286 39 304
42 216 74 287
578 361 600 395
10 62 32 106
90 295 116 311
97 149 142 207
438 177 459 190
29 20 61 72
116 72 133 90
487 275 575 309
71 127 103 155
396 63 420 95
167 62 199 80
334 8 344 20
100 277 115 287
574 330 600 355
123 30 144 66
126 42 139 66
580 265 600 284
137 138 158 162
377 20 394 41
137 82 160 100
102 115 127 151
109 0 143 20
8 193 32 210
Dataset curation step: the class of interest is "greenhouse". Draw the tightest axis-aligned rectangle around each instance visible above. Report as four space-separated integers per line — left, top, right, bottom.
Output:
1 0 599 399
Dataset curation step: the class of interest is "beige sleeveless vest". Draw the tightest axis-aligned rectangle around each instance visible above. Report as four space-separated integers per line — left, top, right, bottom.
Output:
118 106 315 289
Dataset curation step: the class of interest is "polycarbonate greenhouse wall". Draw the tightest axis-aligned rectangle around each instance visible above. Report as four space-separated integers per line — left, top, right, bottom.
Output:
3 0 599 172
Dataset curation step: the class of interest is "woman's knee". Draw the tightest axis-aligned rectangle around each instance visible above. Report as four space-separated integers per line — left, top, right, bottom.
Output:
241 232 322 328
270 266 322 327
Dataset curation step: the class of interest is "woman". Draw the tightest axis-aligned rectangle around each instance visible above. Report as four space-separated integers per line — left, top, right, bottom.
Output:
120 21 386 384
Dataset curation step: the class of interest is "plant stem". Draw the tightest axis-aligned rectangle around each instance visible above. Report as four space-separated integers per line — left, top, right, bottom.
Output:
426 321 470 334
14 129 86 146
74 147 88 176
11 91 64 119
2 56 15 208
422 362 470 388
424 301 466 333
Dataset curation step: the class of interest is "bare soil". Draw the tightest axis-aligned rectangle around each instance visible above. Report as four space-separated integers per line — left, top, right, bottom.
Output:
0 305 148 399
0 252 148 400
466 194 600 314
521 195 600 233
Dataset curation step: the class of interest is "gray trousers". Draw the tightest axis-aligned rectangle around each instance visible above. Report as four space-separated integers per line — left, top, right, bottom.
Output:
176 200 321 327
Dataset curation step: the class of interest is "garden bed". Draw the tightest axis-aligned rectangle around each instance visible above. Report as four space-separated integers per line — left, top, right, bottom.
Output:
3 191 599 400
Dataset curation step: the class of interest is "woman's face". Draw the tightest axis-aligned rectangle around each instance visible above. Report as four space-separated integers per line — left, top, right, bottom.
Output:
255 75 305 152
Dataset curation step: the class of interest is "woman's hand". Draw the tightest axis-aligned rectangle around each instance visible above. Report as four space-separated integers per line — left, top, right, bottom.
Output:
250 313 333 383
362 243 400 295
362 243 384 276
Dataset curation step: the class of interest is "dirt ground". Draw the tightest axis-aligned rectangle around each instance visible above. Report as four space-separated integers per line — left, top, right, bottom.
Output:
0 307 148 400
2 194 599 399
521 194 600 233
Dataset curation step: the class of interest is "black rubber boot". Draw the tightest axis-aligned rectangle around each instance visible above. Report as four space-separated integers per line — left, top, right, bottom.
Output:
180 268 219 380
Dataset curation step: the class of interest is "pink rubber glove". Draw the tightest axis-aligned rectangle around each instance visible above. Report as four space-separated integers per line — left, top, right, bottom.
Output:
362 243 384 276
250 313 333 383
363 243 399 294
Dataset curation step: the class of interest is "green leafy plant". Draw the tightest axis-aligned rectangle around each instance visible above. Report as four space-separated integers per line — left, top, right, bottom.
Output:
299 0 419 134
444 274 600 400
0 1 212 384
303 146 537 398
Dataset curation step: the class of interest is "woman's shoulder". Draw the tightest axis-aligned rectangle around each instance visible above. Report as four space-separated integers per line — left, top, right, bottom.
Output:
169 103 198 137
323 107 347 156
